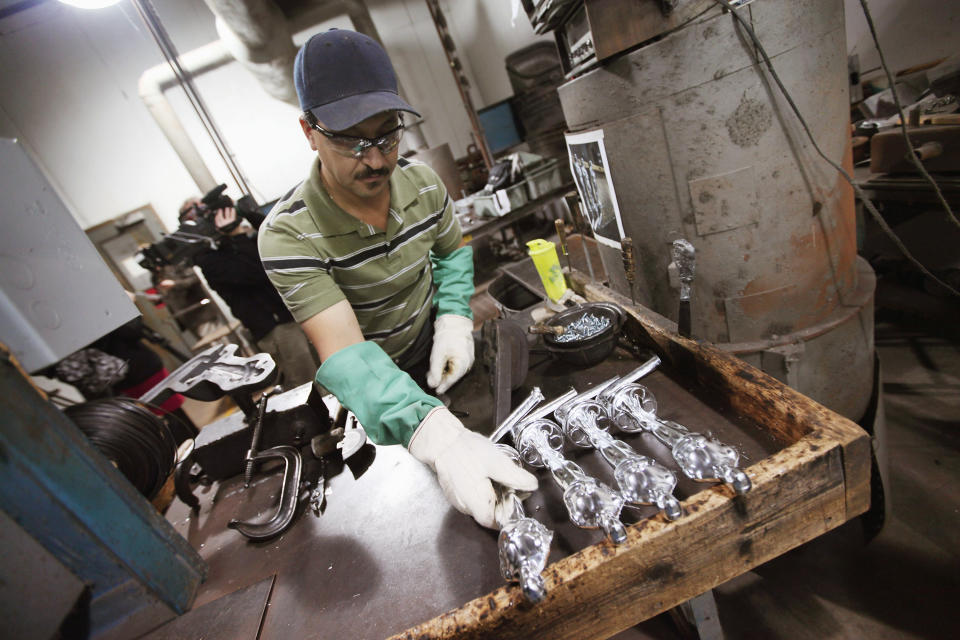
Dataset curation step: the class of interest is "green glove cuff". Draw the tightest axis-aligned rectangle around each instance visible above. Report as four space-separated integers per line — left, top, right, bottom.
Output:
431 245 474 319
315 341 442 447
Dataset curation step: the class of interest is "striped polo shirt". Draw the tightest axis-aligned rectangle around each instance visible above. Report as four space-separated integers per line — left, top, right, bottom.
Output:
258 156 462 359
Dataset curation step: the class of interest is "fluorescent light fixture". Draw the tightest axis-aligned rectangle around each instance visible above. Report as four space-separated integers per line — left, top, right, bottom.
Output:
58 0 123 9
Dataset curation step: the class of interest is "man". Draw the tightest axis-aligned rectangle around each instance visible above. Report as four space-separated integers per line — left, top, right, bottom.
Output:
258 29 536 528
179 199 320 389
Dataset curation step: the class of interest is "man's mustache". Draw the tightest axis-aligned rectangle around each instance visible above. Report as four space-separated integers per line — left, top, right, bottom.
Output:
356 166 389 180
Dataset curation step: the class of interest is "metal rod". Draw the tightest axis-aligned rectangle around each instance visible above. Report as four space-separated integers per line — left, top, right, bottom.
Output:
489 387 545 443
521 388 578 425
621 236 637 306
555 218 573 274
564 192 596 282
601 356 662 401
243 394 269 487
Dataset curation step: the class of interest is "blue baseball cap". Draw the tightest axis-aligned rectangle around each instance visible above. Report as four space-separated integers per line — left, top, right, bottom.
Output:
294 29 421 132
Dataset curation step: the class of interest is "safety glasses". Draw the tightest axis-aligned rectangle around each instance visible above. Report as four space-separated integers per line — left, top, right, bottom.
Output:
310 119 405 159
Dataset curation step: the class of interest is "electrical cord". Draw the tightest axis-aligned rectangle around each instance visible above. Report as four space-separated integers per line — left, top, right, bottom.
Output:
857 0 958 230
710 0 960 297
65 398 179 500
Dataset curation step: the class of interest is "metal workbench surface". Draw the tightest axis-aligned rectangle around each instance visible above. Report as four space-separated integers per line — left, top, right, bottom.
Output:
161 337 783 640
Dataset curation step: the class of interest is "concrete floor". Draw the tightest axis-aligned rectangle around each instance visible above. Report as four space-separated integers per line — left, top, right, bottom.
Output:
613 320 960 639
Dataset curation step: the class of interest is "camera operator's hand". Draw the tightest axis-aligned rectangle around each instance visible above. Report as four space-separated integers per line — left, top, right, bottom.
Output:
214 207 244 236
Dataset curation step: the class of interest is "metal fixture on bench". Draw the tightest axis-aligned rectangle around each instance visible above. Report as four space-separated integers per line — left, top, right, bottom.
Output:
495 444 554 603
555 399 682 520
516 417 627 543
227 444 303 541
606 384 752 495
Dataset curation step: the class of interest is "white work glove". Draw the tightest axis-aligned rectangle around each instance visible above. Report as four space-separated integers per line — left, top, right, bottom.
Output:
408 406 538 528
427 314 475 394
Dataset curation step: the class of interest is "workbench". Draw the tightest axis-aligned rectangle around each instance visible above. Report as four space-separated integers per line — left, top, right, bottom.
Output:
156 272 871 640
459 183 574 246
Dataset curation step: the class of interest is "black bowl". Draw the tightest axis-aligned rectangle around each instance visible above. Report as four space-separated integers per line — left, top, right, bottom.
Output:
541 302 625 366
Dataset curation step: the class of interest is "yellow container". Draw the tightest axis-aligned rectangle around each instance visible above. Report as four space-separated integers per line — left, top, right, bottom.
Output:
526 238 567 302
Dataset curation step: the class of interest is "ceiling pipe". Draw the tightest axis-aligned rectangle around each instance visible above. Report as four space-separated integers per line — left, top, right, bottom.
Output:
138 40 233 193
139 0 430 195
205 0 428 150
202 0 299 106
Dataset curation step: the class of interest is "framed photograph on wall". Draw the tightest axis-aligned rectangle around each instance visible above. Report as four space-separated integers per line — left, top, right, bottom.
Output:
565 128 626 249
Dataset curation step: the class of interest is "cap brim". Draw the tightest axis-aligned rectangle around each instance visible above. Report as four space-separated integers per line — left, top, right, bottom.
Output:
308 91 421 131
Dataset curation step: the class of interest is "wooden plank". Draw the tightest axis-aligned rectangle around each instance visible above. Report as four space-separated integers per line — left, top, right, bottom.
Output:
392 436 851 640
586 0 716 61
573 274 872 520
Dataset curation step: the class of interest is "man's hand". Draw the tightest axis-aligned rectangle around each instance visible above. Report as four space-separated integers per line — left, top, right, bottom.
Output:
408 406 538 528
214 207 244 235
427 314 474 394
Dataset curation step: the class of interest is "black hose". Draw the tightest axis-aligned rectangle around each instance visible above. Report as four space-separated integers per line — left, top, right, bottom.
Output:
65 398 179 500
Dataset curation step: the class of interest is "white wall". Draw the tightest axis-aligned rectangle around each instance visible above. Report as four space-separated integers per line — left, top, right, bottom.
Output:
844 0 959 80
0 0 549 232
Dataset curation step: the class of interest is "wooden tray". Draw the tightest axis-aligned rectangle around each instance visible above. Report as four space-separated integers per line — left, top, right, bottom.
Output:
392 275 871 639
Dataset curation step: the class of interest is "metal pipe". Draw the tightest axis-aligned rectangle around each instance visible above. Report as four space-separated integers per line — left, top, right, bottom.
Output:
489 386 545 443
138 41 232 193
204 0 299 106
600 355 662 402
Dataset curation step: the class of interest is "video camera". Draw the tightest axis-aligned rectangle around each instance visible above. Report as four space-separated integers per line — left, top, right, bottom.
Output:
137 184 258 272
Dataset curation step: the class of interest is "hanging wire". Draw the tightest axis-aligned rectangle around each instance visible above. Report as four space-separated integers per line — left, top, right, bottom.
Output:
710 0 960 297
856 0 958 230
131 0 253 197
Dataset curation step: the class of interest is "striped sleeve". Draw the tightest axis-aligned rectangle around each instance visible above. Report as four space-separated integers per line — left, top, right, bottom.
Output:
430 179 462 257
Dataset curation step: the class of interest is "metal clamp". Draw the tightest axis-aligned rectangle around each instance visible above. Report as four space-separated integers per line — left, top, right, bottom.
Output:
228 445 303 541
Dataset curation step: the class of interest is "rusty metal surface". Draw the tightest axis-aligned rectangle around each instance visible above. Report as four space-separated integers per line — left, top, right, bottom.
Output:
557 0 857 345
724 256 876 420
140 575 274 640
165 345 781 640
554 0 874 421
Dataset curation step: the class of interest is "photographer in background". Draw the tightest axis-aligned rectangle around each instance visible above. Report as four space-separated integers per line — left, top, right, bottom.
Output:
175 192 320 390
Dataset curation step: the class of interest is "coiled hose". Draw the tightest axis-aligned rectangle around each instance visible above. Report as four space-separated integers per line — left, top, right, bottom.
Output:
65 397 179 500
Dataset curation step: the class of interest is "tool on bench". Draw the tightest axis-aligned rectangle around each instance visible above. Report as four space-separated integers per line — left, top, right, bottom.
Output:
554 218 573 275
671 239 696 338
243 394 269 487
528 322 564 337
606 381 751 495
156 344 341 542
494 443 553 604
564 191 596 283
228 443 304 541
621 236 637 306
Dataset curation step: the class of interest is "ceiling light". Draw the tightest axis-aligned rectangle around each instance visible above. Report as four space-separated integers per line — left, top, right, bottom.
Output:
58 0 123 9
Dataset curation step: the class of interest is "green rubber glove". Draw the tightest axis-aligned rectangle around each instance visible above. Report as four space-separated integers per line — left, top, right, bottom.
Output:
315 341 442 447
431 246 474 319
